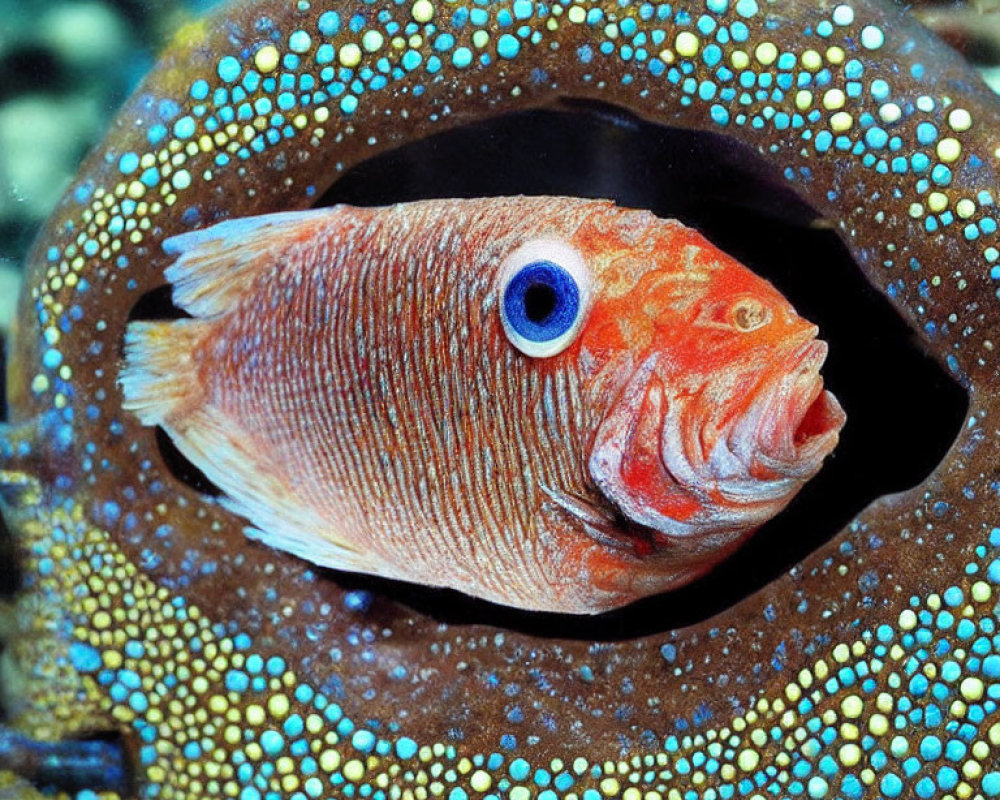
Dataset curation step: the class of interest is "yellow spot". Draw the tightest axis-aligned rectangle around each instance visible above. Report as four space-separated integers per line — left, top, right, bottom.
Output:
825 46 845 65
411 0 434 23
956 198 976 219
839 743 861 767
267 693 290 718
937 137 962 163
960 677 984 702
254 45 280 73
658 49 675 64
599 778 621 796
829 112 853 132
948 108 972 132
754 41 777 65
567 5 586 23
675 31 699 58
472 29 490 48
841 695 863 718
245 704 266 726
736 750 759 772
822 89 845 110
319 749 341 772
928 192 949 213
898 609 917 630
343 759 366 782
908 203 925 218
730 49 749 69
794 90 813 111
869 714 889 736
972 581 992 603
879 103 901 124
339 43 362 67
470 771 492 792
800 49 822 71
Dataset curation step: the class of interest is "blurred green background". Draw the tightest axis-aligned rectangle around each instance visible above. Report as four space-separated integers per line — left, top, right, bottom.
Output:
0 0 225 333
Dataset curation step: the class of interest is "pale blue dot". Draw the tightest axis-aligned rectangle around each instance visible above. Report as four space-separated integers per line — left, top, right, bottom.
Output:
119 152 140 175
352 730 376 752
865 127 888 149
290 30 312 53
43 349 62 369
870 79 890 101
861 25 885 50
510 758 530 781
69 642 101 672
832 5 854 25
707 0 727 11
513 0 533 19
318 11 340 35
395 737 418 759
497 34 520 59
260 730 284 756
735 0 757 16
880 774 903 798
402 50 422 70
807 776 828 798
218 56 242 82
191 79 210 100
172 170 191 190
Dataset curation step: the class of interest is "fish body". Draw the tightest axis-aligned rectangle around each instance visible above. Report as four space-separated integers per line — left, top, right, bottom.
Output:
120 196 844 613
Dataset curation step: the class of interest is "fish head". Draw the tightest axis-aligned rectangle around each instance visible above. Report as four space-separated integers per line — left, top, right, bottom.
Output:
517 208 845 607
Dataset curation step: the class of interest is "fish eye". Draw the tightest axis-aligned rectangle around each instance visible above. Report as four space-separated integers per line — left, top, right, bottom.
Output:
730 297 771 332
499 238 591 358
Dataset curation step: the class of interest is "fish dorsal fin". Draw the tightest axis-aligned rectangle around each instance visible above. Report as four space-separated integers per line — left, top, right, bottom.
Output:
164 208 344 318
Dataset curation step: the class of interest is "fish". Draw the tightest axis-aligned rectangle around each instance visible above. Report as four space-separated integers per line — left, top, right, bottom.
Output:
118 195 845 614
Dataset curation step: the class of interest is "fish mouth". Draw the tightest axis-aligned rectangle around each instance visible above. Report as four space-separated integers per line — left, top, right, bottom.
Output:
756 340 845 477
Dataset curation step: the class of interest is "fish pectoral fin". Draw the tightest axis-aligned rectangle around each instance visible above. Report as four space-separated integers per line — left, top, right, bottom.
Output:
540 484 628 548
240 519 375 576
163 207 360 319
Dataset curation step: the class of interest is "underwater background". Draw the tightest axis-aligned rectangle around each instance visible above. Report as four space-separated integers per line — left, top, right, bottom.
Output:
0 0 227 339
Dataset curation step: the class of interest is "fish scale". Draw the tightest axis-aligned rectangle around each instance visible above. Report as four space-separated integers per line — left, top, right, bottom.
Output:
0 0 997 798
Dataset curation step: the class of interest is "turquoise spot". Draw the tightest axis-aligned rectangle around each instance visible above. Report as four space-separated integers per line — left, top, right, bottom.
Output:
173 116 196 139
497 34 520 59
68 642 101 673
260 730 284 756
352 730 376 752
318 11 341 35
735 0 758 17
218 56 242 82
118 152 140 175
290 30 312 53
452 47 473 68
395 737 418 759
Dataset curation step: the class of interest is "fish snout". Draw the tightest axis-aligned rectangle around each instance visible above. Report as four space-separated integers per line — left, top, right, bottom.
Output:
756 338 845 478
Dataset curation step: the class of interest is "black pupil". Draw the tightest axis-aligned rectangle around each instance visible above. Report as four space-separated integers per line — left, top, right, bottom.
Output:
524 282 557 324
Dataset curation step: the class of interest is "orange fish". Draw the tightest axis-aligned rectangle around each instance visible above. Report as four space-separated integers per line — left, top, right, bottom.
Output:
119 196 845 614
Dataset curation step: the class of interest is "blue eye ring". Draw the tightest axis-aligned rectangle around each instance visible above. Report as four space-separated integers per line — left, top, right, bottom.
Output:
498 238 591 358
503 261 580 343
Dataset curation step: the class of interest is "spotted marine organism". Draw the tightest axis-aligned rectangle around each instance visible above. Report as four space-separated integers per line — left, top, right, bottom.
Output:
3 0 1000 798
119 198 843 614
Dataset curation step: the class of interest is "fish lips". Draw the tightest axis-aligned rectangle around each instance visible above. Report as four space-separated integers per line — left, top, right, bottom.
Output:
586 341 845 555
748 339 846 480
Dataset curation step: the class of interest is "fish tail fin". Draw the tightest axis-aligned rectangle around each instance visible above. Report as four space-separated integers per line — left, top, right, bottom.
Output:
119 319 208 427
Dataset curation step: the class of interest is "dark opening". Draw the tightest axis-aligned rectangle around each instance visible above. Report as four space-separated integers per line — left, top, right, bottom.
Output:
127 103 967 637
524 283 557 324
